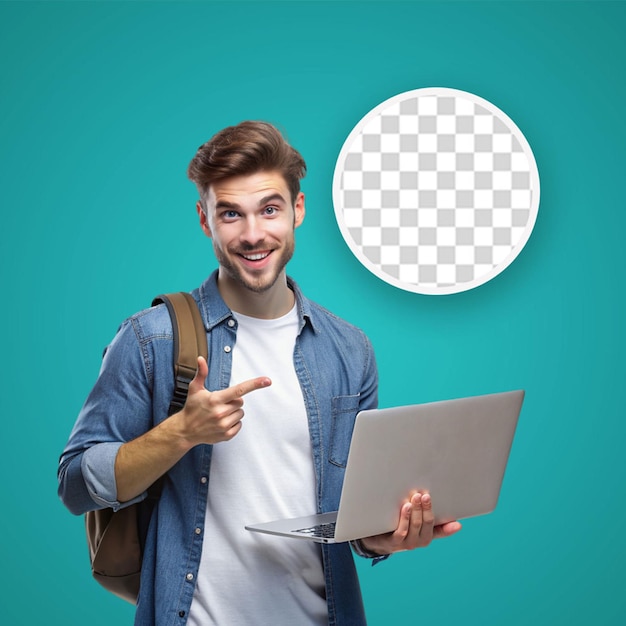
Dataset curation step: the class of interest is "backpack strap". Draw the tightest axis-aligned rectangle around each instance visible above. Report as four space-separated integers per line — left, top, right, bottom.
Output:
152 292 208 416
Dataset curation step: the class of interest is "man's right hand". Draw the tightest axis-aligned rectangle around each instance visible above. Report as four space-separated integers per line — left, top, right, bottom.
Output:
115 357 271 502
177 356 272 446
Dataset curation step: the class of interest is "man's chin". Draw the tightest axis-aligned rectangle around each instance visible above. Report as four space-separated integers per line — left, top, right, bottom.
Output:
222 267 281 294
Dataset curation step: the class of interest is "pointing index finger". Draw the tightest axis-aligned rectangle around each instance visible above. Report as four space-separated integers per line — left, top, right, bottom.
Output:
224 377 272 401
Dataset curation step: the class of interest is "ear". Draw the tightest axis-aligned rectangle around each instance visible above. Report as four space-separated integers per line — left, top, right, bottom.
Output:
196 201 213 238
294 192 306 229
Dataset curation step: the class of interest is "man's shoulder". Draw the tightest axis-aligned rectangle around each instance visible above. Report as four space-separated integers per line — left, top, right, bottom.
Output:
307 299 362 331
122 301 175 343
303 296 370 345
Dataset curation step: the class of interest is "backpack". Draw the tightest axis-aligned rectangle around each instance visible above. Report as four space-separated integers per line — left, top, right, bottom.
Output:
85 292 208 604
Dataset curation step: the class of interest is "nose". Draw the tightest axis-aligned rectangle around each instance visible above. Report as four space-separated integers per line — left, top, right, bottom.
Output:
240 216 264 247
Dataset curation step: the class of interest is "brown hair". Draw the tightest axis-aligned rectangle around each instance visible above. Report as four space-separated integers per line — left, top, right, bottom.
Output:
187 121 307 206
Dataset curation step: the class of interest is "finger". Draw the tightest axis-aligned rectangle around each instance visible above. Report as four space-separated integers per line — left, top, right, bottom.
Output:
409 491 423 526
221 408 245 430
416 492 434 545
188 356 209 394
220 376 272 402
359 498 416 555
405 492 424 544
222 418 243 441
391 500 413 545
433 521 462 539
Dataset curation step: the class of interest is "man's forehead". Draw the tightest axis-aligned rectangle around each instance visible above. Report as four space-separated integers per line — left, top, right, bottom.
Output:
208 171 290 204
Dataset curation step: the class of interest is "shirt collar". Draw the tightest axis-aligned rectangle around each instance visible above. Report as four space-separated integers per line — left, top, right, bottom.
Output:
197 270 318 334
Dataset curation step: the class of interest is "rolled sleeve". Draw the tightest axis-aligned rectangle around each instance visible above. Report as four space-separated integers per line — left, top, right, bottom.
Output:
81 442 146 510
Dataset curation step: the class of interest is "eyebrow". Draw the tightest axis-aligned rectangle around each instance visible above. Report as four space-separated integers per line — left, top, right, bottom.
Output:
259 193 288 206
214 193 288 211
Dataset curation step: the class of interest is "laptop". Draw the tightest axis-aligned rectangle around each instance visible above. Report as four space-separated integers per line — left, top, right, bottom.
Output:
245 390 524 543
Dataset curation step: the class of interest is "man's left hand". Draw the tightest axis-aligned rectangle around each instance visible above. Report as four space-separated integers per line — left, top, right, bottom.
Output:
359 492 461 556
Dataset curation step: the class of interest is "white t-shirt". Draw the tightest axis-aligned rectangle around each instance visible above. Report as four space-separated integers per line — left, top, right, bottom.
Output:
187 304 327 625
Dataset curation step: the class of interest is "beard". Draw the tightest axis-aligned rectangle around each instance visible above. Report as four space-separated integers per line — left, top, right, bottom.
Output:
213 237 295 294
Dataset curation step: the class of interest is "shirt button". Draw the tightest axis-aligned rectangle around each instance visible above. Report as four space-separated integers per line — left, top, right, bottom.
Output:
224 346 231 353
186 573 194 581
227 319 235 327
195 527 202 535
200 476 207 484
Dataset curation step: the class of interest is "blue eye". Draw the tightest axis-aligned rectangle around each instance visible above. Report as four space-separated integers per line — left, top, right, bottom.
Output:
264 206 277 215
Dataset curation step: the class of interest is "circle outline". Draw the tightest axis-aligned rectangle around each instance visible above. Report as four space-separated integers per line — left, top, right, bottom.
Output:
332 87 541 295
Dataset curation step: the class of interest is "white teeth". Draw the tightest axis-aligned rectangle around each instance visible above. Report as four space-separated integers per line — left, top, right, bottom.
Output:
243 252 270 261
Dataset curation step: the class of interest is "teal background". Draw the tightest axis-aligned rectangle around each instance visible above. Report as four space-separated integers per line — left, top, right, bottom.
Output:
1 1 625 624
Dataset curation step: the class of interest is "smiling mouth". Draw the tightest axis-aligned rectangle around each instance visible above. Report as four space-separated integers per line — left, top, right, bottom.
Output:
239 251 272 261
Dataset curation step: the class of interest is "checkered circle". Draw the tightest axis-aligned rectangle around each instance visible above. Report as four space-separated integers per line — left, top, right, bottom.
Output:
332 87 540 295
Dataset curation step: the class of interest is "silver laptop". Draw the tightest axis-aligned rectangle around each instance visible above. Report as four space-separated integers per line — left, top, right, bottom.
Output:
245 390 524 543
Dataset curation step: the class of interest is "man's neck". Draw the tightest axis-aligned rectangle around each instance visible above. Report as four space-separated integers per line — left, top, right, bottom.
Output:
216 271 295 319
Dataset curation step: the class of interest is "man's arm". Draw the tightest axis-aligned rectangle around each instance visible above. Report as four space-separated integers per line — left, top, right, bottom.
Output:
115 356 271 502
59 311 270 514
58 317 155 515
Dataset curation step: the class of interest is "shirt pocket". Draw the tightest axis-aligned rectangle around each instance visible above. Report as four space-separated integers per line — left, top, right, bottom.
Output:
329 394 361 468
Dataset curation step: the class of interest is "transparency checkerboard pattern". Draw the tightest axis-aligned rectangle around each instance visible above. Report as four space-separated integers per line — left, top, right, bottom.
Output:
333 87 540 295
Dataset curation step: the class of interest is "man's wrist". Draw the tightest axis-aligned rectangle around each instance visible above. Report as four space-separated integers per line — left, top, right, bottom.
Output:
351 538 385 559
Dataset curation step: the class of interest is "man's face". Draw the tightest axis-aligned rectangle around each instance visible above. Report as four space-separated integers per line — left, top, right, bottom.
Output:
199 170 305 295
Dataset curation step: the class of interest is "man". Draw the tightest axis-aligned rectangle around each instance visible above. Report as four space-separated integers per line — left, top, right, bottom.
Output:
58 121 461 625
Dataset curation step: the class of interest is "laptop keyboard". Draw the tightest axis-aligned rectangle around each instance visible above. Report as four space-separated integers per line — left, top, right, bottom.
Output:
292 521 336 539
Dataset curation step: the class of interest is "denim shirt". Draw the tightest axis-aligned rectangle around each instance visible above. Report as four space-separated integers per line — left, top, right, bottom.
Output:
58 271 379 626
